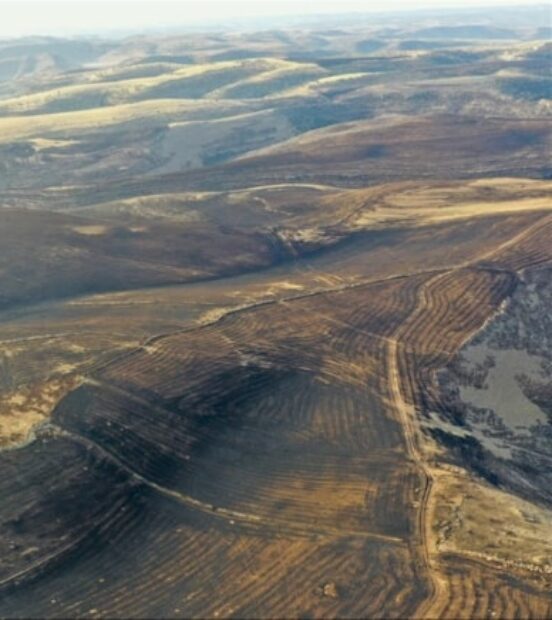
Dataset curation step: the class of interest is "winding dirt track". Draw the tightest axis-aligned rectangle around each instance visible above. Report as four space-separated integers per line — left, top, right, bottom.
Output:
386 273 449 619
384 213 552 618
387 334 444 619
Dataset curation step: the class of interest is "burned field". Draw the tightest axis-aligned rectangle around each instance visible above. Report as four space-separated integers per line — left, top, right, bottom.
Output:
1 10 552 619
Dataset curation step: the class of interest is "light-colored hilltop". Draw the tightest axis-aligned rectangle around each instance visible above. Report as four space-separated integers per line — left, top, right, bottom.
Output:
0 57 317 115
0 97 254 143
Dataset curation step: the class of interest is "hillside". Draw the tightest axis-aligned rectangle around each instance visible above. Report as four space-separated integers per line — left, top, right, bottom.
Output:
0 7 551 619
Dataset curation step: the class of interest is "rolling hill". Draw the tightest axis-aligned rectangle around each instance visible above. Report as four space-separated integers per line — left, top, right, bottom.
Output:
0 7 551 619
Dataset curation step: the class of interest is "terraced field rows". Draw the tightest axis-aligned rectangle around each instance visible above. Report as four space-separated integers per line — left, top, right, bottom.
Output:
1 271 437 617
1 201 551 617
424 556 552 619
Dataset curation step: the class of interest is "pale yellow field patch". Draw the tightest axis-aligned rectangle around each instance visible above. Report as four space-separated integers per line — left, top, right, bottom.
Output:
355 195 552 229
0 375 84 449
31 137 80 150
72 225 109 236
429 465 552 574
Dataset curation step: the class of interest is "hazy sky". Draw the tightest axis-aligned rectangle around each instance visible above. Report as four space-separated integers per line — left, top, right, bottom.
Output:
0 0 545 37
